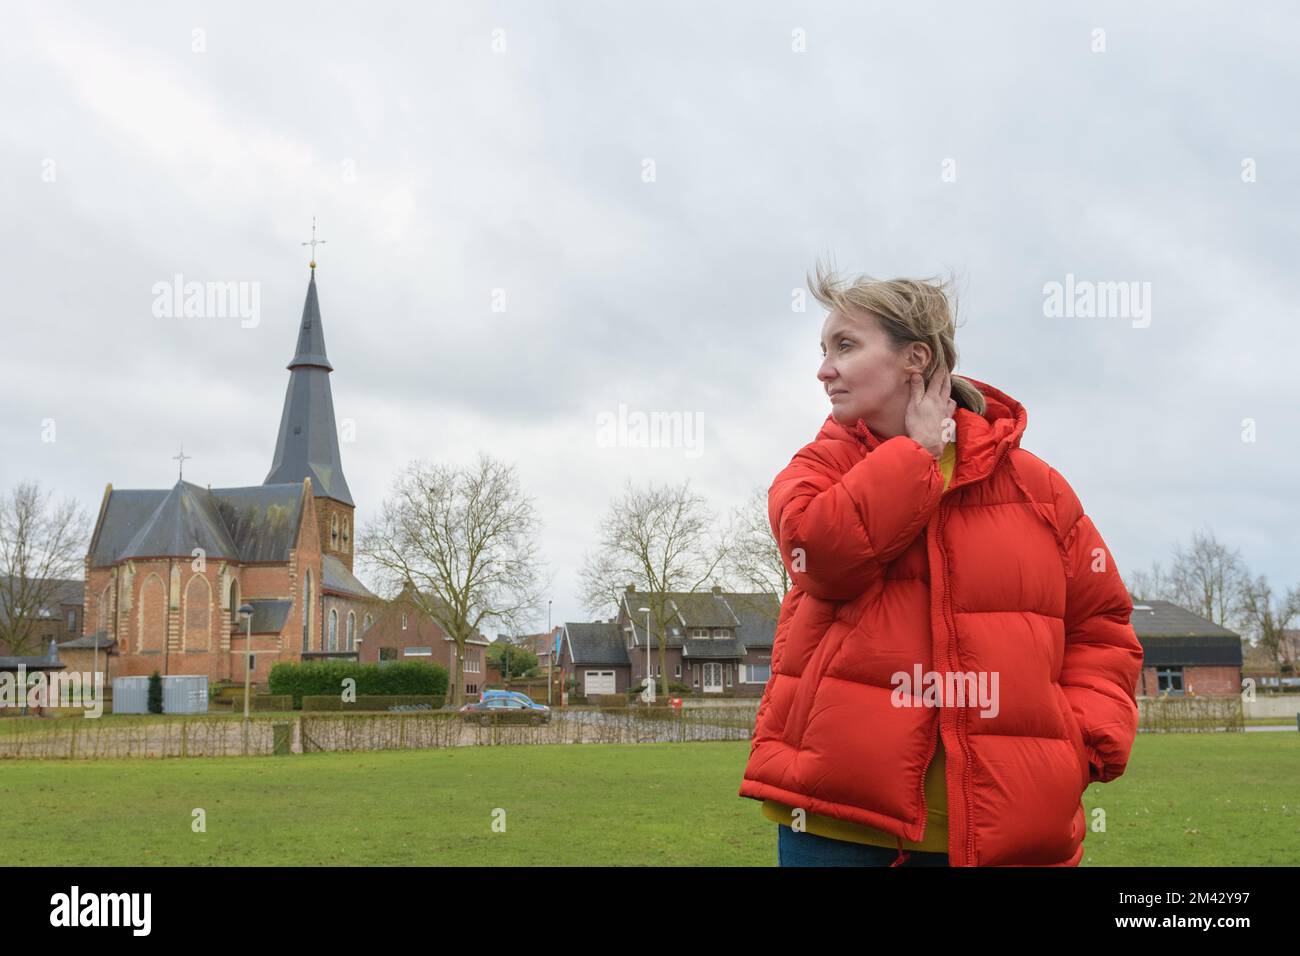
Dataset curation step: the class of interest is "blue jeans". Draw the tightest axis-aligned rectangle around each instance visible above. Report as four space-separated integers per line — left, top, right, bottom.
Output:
777 824 950 867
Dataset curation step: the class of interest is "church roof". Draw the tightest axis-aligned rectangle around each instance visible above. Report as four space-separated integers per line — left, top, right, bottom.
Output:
263 270 354 506
322 554 377 600
119 480 238 562
89 482 306 567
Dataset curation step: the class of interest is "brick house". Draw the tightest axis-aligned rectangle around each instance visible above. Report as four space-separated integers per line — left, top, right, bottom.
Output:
357 590 489 699
0 576 84 658
514 628 563 670
561 586 779 698
1130 599 1243 696
80 267 376 687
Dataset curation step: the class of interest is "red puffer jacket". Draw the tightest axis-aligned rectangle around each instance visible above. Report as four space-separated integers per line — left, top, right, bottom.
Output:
738 377 1143 866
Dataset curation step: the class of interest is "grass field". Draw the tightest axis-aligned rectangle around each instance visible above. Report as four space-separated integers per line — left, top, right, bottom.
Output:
1 733 1296 866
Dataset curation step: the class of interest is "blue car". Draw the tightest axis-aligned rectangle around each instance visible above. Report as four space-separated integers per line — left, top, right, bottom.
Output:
479 690 546 708
459 694 551 725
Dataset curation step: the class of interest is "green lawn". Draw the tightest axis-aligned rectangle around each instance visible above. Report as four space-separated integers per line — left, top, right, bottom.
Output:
1 734 1296 865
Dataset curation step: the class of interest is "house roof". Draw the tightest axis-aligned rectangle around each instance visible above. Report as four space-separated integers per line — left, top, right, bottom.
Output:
1130 600 1243 667
0 657 66 671
620 588 779 653
563 621 630 666
89 482 306 567
263 270 354 506
1129 600 1240 639
59 631 116 651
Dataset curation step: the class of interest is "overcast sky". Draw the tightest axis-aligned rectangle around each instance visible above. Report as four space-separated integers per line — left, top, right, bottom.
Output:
2 1 1296 635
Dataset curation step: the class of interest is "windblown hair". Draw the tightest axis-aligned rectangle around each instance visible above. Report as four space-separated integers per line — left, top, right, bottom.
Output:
807 260 986 416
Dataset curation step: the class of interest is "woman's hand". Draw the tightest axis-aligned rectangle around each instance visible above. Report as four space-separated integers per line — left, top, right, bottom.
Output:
905 356 956 458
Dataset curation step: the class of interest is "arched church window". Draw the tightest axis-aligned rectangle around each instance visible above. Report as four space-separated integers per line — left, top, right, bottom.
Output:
346 611 356 651
328 609 338 652
342 518 350 553
302 570 313 653
331 513 339 548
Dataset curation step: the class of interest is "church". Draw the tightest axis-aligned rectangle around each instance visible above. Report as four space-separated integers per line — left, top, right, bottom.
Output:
82 263 377 685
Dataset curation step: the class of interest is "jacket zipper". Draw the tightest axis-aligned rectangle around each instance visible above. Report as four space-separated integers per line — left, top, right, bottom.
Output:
931 439 1015 867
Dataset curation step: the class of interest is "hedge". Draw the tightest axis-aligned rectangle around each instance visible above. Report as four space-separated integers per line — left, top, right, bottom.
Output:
269 660 449 708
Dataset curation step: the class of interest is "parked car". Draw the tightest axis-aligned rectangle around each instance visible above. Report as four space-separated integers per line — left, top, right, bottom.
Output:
459 696 551 725
480 689 539 704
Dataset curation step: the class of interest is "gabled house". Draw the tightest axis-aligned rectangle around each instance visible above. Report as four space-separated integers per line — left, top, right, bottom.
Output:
358 586 489 699
561 585 779 698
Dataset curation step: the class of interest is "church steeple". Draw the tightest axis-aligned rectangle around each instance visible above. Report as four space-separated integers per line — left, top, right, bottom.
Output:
264 270 354 507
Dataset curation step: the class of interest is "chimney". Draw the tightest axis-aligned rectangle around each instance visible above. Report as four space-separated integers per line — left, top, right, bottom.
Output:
625 584 637 594
711 584 722 595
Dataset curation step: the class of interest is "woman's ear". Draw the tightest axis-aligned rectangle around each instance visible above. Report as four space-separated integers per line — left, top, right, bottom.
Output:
902 343 932 376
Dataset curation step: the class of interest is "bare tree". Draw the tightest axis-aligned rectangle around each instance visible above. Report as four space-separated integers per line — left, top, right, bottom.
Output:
1236 574 1300 675
1127 560 1174 604
578 478 729 697
1166 528 1250 630
0 481 89 656
721 485 790 601
357 454 548 707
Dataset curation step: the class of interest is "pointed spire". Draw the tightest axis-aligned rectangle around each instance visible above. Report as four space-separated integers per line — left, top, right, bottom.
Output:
264 270 354 506
288 271 333 371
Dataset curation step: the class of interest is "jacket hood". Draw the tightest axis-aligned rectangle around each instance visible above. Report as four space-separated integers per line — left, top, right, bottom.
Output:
816 376 1028 489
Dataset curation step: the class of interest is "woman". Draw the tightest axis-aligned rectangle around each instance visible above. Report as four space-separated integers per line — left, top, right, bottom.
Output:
738 265 1144 867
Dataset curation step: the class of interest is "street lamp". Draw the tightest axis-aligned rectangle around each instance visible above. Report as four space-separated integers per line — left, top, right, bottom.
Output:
637 606 654 704
547 599 553 706
238 603 254 753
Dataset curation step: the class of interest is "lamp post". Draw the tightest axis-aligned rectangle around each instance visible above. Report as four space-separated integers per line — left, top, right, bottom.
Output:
547 599 553 706
238 603 254 753
638 606 654 703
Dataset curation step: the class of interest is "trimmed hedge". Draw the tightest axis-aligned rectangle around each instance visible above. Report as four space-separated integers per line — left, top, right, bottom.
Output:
269 660 449 709
301 695 446 712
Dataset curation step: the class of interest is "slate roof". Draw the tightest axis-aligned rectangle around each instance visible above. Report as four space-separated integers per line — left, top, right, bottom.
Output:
89 482 305 567
1129 600 1239 638
620 588 779 656
243 599 292 634
321 555 377 600
119 481 238 562
726 592 780 649
263 271 354 506
59 631 116 651
1130 599 1243 667
563 621 630 666
0 656 65 671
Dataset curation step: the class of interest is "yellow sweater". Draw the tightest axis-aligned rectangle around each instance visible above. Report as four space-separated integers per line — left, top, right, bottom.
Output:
762 439 956 852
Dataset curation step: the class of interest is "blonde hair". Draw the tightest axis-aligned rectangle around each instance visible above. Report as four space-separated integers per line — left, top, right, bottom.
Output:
807 259 986 416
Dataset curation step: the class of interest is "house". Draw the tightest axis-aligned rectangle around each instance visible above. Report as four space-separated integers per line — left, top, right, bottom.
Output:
0 576 84 657
358 590 489 699
1130 599 1243 696
561 585 779 698
512 628 563 670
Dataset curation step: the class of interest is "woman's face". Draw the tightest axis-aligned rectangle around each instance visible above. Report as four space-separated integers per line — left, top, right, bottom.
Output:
818 307 923 428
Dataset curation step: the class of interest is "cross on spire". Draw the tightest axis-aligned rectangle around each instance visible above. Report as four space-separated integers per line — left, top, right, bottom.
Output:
301 216 327 270
173 444 191 481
